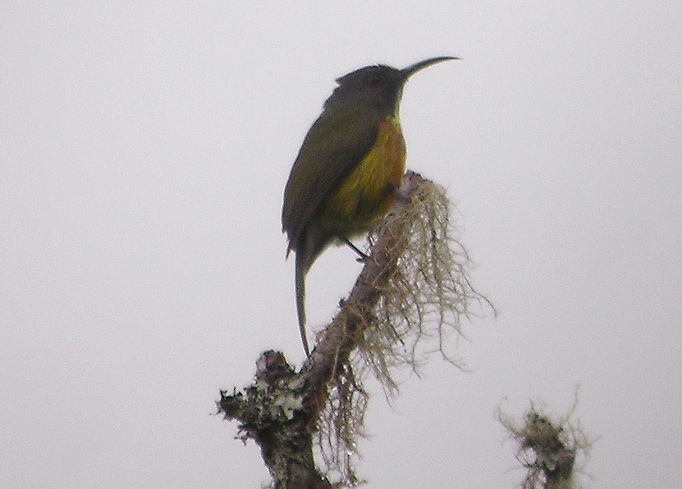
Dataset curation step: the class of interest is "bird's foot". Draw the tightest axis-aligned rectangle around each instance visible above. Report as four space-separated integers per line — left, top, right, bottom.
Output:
341 237 369 262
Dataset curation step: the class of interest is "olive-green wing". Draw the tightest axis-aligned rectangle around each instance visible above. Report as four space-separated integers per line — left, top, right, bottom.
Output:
282 105 381 251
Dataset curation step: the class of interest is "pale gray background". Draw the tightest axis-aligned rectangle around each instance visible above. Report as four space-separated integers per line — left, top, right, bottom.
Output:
2 2 681 488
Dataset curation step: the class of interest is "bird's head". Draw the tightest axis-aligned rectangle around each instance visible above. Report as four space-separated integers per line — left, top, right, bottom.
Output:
324 56 458 115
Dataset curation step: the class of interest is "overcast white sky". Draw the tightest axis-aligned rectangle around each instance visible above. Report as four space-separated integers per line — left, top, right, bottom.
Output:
2 2 681 488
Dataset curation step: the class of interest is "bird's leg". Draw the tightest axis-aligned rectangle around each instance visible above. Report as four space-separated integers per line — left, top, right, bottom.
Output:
340 237 369 262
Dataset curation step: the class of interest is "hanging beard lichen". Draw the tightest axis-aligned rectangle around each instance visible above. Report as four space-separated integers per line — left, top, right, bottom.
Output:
316 178 495 486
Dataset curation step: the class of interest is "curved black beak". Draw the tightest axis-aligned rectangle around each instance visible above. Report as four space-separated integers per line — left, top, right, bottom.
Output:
400 56 459 81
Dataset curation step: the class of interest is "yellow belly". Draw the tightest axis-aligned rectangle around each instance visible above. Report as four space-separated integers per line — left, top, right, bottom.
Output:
320 116 406 237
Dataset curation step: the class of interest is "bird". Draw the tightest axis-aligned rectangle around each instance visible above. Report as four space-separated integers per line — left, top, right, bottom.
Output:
282 56 457 356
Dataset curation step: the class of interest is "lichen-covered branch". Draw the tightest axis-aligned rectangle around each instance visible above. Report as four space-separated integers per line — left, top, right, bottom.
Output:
498 394 593 489
218 171 491 488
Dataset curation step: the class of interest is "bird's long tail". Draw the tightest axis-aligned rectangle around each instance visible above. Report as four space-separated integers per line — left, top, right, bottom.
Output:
295 250 311 357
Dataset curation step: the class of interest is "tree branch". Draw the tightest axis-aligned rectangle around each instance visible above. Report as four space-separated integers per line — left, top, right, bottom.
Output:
218 171 484 488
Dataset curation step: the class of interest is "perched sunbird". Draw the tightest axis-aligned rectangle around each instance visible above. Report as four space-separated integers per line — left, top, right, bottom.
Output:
282 57 457 356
